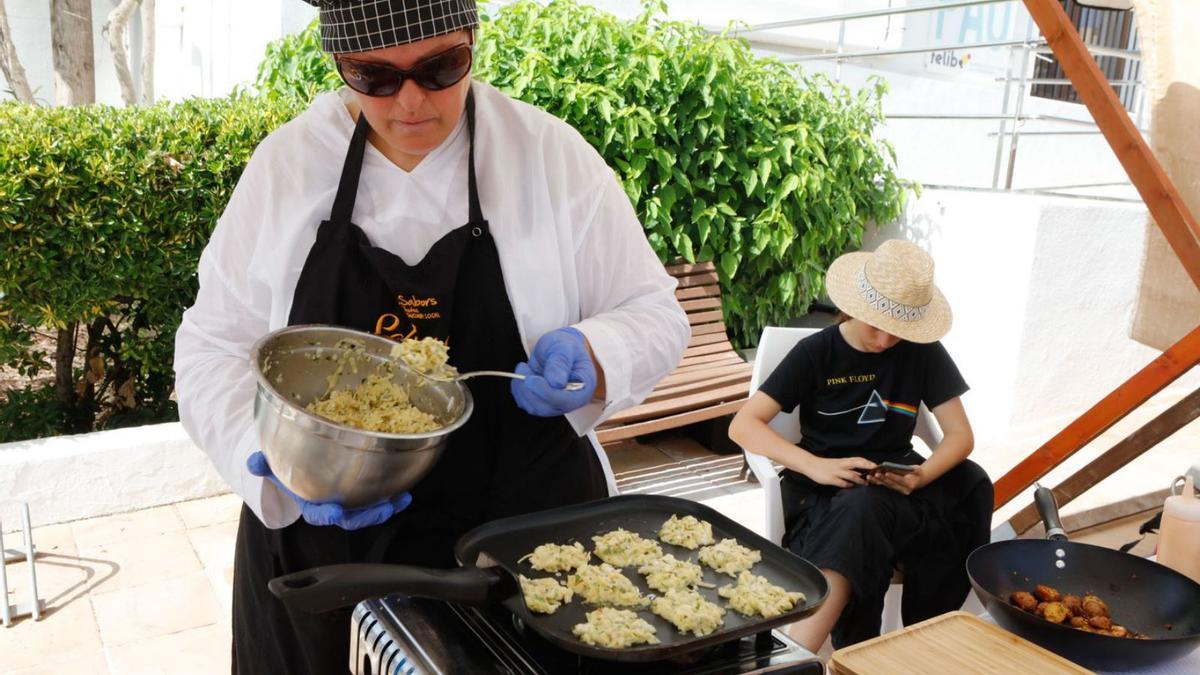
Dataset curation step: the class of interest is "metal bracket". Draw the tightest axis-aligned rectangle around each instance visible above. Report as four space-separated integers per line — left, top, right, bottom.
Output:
1 503 42 627
3 546 37 565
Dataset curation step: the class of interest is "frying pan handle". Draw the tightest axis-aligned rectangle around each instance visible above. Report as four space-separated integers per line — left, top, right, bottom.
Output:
1034 484 1069 542
268 563 504 614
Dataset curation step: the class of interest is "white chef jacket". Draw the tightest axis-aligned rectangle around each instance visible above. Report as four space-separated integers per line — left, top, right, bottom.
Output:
173 81 690 528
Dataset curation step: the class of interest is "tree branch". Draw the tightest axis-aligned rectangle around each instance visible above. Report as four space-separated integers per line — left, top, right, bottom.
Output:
103 0 141 106
0 0 35 103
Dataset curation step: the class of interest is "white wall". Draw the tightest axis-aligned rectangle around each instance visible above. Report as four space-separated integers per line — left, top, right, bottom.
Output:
866 188 1200 486
0 423 227 528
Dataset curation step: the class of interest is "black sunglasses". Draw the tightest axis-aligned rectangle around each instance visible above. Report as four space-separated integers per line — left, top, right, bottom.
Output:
335 43 473 97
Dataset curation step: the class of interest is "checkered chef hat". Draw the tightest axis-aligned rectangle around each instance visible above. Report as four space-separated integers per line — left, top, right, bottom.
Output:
303 1 479 53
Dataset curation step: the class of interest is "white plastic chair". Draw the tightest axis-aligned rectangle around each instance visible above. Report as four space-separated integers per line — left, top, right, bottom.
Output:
587 431 620 496
740 325 945 633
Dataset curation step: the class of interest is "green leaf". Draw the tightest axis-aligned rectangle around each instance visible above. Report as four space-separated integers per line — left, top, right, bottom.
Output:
720 251 739 280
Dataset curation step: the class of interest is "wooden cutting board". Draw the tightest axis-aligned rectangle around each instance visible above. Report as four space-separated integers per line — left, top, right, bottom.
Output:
830 611 1092 675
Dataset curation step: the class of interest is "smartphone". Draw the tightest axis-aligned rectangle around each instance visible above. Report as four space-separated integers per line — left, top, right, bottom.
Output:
874 461 916 475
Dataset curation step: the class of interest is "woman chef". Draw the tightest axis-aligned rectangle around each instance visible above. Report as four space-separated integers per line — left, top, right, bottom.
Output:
172 1 689 671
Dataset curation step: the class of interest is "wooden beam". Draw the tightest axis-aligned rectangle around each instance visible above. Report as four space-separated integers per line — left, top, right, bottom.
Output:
1021 0 1200 288
994 324 1200 509
1007 386 1200 534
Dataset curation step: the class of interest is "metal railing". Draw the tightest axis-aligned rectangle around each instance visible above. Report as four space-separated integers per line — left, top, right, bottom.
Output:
730 0 1144 197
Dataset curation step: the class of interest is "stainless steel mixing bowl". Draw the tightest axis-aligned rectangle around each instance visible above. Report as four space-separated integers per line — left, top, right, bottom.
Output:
250 325 473 508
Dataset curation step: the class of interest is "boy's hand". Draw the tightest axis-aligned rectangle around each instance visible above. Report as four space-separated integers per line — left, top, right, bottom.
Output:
868 465 926 495
802 456 877 488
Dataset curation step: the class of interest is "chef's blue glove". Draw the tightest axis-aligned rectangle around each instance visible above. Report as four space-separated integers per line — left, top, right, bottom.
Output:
247 451 412 530
511 326 597 417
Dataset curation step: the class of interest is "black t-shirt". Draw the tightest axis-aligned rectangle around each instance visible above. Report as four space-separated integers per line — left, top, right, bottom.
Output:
759 324 968 462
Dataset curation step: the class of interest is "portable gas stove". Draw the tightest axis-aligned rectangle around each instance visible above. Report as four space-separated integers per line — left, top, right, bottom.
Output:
351 596 825 675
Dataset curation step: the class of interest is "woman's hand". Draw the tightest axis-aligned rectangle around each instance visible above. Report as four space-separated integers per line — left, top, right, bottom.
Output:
800 456 877 488
868 465 926 495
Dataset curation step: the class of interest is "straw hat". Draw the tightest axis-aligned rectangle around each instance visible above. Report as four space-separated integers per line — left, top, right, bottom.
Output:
825 239 952 343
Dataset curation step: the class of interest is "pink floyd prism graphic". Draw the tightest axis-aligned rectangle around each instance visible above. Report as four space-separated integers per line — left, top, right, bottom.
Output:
817 389 918 424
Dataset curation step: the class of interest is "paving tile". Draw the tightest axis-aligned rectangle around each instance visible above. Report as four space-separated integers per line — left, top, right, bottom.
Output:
1 550 90 615
90 573 222 647
186 521 238 617
69 505 185 551
105 621 231 675
185 521 238 573
174 494 244 530
76 532 202 595
0 597 102 672
1 651 111 675
204 564 236 617
2 522 78 559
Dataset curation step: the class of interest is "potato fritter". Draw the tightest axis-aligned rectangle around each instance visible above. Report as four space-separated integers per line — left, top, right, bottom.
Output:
1081 594 1109 618
1033 584 1061 603
1010 591 1038 612
1041 602 1069 624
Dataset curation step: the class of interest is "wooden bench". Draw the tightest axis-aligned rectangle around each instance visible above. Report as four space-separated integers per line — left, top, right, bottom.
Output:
595 261 753 445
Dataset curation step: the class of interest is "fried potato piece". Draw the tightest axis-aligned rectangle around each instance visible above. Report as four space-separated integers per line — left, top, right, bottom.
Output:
1041 602 1069 624
1061 594 1082 617
1089 615 1113 631
1033 584 1061 603
1069 616 1090 630
1081 594 1109 618
1110 625 1129 638
1010 591 1038 613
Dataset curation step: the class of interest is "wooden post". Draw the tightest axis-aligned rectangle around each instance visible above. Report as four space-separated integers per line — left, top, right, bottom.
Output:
990 1 1200 512
1021 0 1200 287
994 324 1200 509
1008 386 1200 534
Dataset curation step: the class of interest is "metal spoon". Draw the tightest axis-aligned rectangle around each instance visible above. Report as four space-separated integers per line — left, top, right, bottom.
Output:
418 369 586 391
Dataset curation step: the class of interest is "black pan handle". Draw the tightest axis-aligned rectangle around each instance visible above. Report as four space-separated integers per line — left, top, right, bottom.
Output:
268 563 505 614
1034 484 1069 542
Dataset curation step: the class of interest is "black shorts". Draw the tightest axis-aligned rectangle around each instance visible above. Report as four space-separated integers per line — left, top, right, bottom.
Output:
781 453 993 647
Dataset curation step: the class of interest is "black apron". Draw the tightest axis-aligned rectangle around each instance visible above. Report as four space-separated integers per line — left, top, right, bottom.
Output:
230 90 608 674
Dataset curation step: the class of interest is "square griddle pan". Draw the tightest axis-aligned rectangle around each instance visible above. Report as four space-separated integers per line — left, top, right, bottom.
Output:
269 494 828 663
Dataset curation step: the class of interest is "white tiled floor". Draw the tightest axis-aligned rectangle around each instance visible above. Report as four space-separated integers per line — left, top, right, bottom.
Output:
1 494 241 675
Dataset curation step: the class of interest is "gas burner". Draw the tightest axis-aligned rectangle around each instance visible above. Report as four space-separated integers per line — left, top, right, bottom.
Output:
351 596 825 675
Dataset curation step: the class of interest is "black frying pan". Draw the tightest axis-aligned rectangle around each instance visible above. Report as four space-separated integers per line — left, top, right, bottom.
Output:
268 494 828 663
968 485 1200 671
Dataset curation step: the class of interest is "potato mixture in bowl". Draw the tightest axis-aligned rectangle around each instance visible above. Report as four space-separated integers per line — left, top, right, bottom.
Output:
302 337 456 434
305 373 441 433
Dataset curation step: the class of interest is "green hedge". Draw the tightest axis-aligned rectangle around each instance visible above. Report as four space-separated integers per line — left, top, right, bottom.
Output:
0 95 306 440
259 0 914 346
